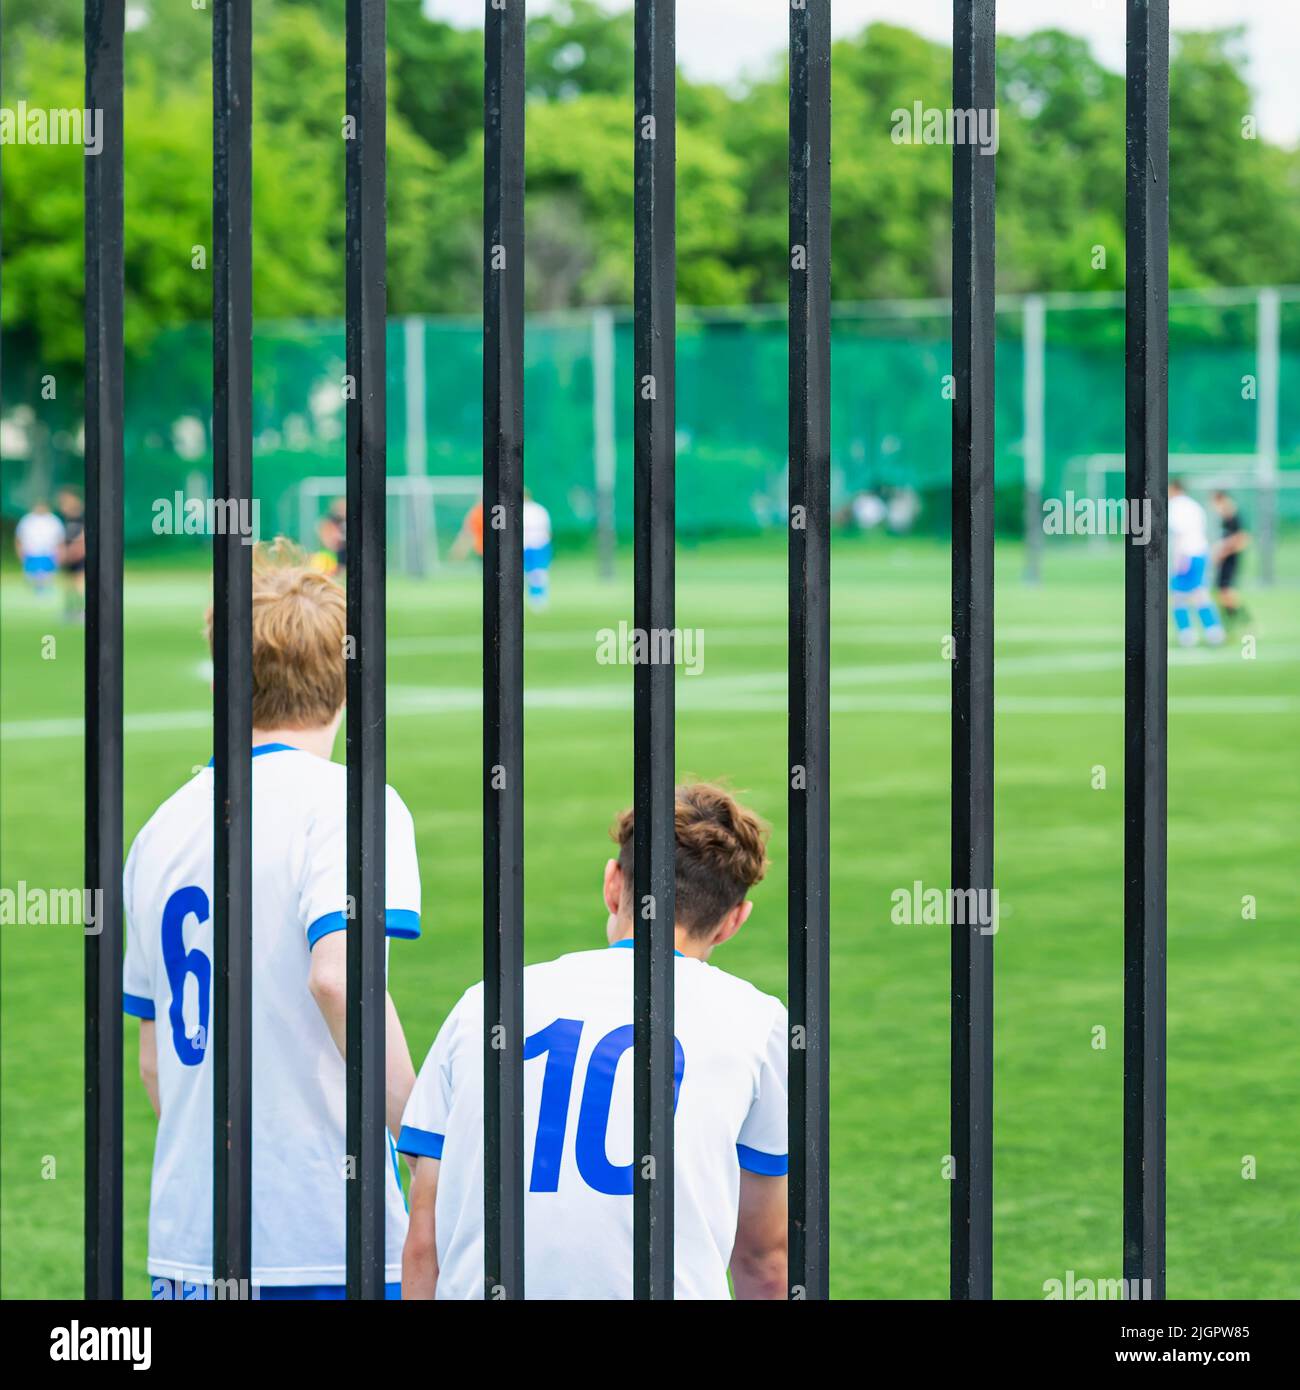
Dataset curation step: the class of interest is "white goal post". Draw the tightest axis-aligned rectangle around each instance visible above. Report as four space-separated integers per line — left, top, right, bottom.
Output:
294 474 482 576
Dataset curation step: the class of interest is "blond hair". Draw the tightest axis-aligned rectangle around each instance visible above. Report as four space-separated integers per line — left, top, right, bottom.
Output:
612 783 770 938
206 539 347 729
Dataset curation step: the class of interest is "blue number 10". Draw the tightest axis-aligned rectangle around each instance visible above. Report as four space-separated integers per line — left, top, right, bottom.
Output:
524 1019 685 1196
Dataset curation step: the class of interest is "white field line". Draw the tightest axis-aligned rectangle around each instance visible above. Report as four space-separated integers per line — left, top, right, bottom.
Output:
384 624 1140 656
4 686 1296 742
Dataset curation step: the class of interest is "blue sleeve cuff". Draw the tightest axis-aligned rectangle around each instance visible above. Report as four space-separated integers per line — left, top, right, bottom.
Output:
737 1143 788 1176
123 993 155 1020
307 909 422 948
396 1125 444 1160
384 909 421 940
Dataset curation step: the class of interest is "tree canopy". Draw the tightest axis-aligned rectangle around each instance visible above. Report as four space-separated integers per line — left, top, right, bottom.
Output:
2 0 1297 375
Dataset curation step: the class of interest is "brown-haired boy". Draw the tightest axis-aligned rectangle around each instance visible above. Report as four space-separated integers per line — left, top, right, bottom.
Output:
399 784 788 1300
123 541 421 1300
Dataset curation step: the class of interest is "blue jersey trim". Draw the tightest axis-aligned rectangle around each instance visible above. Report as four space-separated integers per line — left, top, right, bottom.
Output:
207 742 301 767
383 909 421 940
123 992 156 1020
609 938 684 958
737 1143 788 1177
396 1125 445 1160
307 908 422 947
306 912 347 946
389 1131 409 1213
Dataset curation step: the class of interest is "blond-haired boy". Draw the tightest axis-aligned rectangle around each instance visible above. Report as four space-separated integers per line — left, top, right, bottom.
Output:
124 542 421 1299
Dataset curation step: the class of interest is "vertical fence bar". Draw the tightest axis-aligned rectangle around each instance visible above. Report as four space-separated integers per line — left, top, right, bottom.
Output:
1022 294 1045 586
787 0 832 1304
83 0 125 1301
345 0 388 1301
1123 0 1168 1302
483 0 526 1303
211 0 254 1290
632 0 676 1302
950 0 996 1303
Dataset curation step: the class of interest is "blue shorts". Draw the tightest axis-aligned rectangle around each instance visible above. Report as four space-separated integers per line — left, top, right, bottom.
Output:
1170 554 1207 593
151 1277 401 1301
523 543 552 572
22 554 57 576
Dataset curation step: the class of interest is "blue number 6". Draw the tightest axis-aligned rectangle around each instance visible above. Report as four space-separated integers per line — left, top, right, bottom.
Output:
161 885 211 1066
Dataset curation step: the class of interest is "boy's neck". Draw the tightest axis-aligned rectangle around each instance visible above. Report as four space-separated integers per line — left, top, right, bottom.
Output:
609 924 711 961
252 724 337 762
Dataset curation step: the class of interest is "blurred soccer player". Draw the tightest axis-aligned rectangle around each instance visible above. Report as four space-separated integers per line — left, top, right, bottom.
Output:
522 490 553 611
123 541 422 1300
14 500 65 594
448 497 484 564
56 486 86 621
312 498 347 577
399 784 788 1300
450 492 552 610
1210 489 1251 630
1168 479 1224 647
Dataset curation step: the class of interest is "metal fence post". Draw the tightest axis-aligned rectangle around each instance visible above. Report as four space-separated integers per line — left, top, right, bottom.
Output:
632 0 677 1302
483 0 527 1303
788 0 832 1304
950 0 996 1303
83 0 126 1301
1123 0 1169 1303
211 0 255 1291
344 0 389 1301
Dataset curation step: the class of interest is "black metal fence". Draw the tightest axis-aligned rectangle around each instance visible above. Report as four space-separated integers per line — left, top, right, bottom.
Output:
81 0 1169 1301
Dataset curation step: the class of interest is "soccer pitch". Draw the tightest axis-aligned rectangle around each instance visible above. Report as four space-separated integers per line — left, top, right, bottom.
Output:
2 537 1297 1300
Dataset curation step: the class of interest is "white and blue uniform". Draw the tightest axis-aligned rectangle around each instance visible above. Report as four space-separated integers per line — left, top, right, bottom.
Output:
122 743 420 1297
522 498 552 609
1169 491 1223 644
399 940 787 1300
16 509 64 585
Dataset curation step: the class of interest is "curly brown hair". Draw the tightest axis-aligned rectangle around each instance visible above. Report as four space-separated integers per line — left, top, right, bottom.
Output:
611 783 770 938
206 538 347 729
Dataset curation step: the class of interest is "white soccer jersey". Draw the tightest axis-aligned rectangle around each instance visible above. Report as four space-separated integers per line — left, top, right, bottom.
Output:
399 941 788 1300
1169 492 1210 565
16 510 65 556
122 743 420 1288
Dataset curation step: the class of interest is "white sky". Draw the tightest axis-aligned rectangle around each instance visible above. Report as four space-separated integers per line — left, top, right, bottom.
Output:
425 0 1299 145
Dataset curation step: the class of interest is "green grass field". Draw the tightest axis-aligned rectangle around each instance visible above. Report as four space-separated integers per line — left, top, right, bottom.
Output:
2 536 1297 1300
